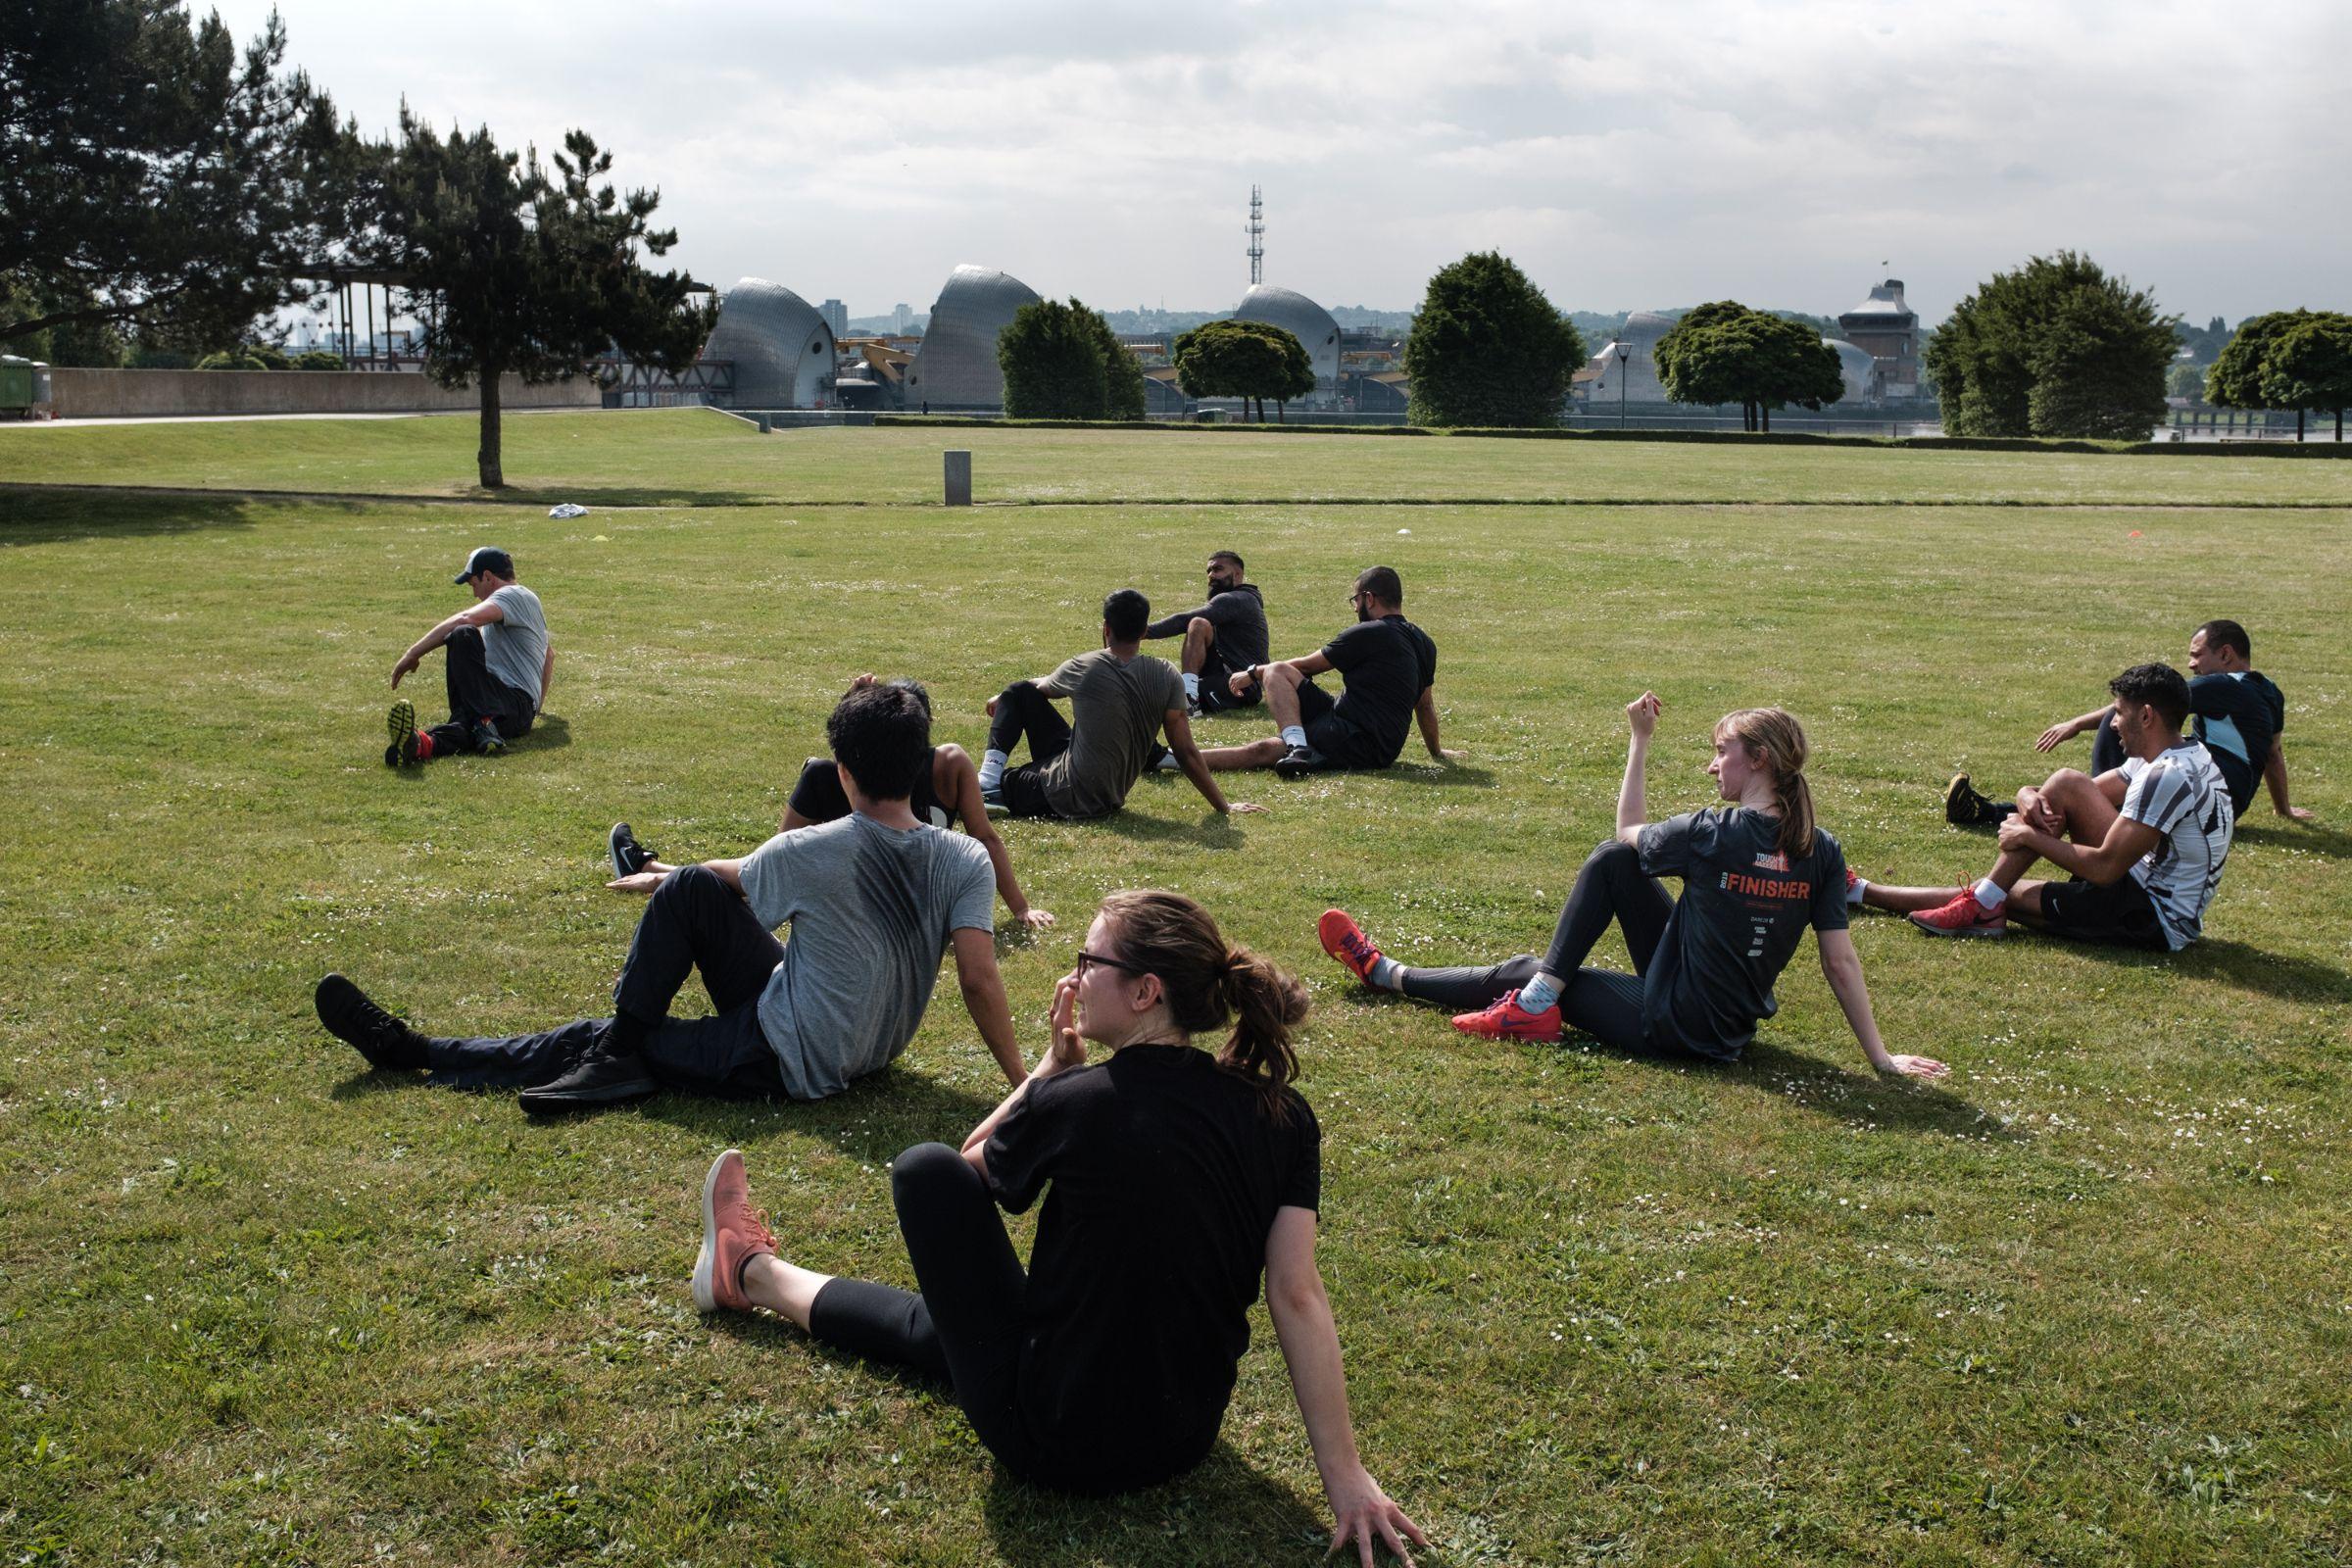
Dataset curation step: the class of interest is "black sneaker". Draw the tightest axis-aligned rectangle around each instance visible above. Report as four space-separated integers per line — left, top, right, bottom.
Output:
516 1033 658 1114
385 699 419 766
468 719 507 757
1944 771 1995 826
315 974 428 1070
1274 743 1326 780
609 821 655 878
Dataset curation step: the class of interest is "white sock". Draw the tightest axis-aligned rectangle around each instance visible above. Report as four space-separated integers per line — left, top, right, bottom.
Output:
978 749 1006 793
1182 671 1200 701
1281 725 1308 750
1367 956 1403 991
1972 878 2006 910
1846 876 1867 906
1154 751 1181 771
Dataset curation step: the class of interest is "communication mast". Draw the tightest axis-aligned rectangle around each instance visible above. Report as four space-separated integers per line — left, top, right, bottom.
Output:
1246 185 1264 286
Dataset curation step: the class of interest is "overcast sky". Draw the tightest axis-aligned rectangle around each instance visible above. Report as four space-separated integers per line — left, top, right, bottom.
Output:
209 0 2349 325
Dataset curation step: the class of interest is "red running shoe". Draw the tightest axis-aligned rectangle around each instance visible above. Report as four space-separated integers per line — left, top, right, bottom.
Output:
692 1149 778 1313
1908 888 2008 939
1451 992 1564 1041
1318 908 1385 983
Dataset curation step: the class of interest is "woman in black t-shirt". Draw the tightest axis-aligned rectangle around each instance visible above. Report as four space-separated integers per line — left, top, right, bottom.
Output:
1321 696 1947 1078
689 890 1424 1560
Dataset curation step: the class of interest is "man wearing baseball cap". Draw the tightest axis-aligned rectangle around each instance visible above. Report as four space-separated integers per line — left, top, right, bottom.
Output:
384 545 553 764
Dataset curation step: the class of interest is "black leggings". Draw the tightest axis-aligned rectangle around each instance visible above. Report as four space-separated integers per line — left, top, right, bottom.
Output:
426 625 537 755
1397 840 1675 1054
806 1143 1206 1495
422 865 786 1095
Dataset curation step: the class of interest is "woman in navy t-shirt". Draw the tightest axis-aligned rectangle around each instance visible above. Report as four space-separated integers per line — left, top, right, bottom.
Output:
1322 696 1947 1078
689 890 1423 1561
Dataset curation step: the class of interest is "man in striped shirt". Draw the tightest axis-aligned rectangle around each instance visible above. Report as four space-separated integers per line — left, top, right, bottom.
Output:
1856 664 2233 950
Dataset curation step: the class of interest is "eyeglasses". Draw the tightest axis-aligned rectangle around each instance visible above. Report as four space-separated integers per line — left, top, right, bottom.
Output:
1075 949 1148 979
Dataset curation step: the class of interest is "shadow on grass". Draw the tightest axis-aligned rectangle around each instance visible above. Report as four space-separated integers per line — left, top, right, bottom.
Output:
1083 795 1262 849
983 1444 1338 1567
2042 933 2352 1004
641 1064 997 1165
1735 1041 2018 1140
2234 819 2352 860
487 485 782 510
514 713 571 753
0 487 259 546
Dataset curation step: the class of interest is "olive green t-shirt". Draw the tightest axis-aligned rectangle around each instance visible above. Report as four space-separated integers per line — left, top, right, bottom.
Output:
1034 650 1185 818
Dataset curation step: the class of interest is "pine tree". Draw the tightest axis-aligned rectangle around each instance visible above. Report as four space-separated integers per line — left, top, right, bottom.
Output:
1401 253 1583 427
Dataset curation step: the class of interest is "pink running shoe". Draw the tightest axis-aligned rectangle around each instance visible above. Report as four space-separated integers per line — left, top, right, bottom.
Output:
1908 888 2008 939
1318 908 1385 983
692 1149 778 1313
1451 992 1564 1041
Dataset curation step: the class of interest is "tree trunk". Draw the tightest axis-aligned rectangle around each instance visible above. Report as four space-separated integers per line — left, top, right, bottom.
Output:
477 371 506 488
2295 408 2305 443
1761 403 1771 433
2336 407 2343 442
1277 398 1287 422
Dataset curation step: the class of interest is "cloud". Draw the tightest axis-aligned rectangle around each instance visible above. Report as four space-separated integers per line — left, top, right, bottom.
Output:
210 0 2351 321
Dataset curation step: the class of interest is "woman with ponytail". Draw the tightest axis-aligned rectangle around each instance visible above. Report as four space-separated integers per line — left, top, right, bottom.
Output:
1321 693 1946 1079
688 890 1424 1561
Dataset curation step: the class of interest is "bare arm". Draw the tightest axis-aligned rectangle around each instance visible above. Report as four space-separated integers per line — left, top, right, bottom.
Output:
950 926 1025 1087
1615 693 1659 846
390 597 506 687
2265 736 2314 820
956 754 1052 925
1265 1207 1426 1566
1163 709 1261 813
1817 927 1945 1078
1998 812 2159 885
2035 706 2111 753
537 639 554 711
960 975 1085 1172
605 856 745 897
1412 687 1460 760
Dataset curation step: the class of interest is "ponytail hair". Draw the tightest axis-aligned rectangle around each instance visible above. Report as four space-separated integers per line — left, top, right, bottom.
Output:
1716 707 1815 860
1098 889 1309 1119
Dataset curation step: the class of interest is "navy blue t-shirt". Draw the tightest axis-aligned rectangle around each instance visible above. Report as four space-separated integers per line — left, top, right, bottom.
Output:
1634 807 1849 1061
2188 670 2282 817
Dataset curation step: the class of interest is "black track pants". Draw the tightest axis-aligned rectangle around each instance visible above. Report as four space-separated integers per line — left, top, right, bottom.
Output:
425 625 538 755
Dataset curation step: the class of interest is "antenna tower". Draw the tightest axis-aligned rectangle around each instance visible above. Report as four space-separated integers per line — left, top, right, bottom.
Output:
1246 185 1264 286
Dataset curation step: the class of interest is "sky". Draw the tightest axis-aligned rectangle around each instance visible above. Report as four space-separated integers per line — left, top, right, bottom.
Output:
208 0 2351 327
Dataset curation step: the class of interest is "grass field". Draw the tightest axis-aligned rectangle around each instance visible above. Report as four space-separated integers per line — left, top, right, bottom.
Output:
2 416 2348 1566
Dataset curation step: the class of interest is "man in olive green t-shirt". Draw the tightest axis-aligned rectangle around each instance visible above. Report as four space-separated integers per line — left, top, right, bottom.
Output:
978 589 1261 819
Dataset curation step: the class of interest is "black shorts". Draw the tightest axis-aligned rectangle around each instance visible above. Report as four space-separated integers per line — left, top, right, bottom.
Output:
1294 678 1391 770
1196 647 1261 712
997 760 1060 820
2037 875 2171 952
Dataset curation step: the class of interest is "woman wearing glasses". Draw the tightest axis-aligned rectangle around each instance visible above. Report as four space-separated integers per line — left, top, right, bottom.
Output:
689 889 1423 1564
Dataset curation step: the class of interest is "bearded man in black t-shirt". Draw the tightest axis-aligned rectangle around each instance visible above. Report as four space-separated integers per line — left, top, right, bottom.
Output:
1186 564 1464 780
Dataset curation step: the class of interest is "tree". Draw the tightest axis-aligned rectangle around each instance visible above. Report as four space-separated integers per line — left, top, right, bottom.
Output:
999 299 1109 419
1654 302 1842 431
1085 309 1148 421
364 112 710 487
1401 252 1583 427
1924 252 2173 440
2257 314 2352 443
1171 318 1312 421
2166 361 2207 401
1 2 346 346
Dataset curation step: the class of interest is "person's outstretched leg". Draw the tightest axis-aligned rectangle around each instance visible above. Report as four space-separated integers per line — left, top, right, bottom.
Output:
1449 841 1672 1039
426 1016 608 1090
1317 907 1540 1008
980 680 1072 799
1896 766 2122 936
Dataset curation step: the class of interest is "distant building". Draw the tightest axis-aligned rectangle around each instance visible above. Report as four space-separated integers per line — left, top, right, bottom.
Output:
819 298 850 340
905 265 1043 412
700 278 838 408
892 302 912 334
1582 310 1678 404
1837 279 1920 400
1228 283 1343 409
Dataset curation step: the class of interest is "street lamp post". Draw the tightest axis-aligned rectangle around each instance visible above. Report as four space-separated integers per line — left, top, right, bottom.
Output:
1616 342 1631 429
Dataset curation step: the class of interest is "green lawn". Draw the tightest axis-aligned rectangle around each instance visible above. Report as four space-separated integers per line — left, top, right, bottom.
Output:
4 406 2351 508
2 422 2348 1566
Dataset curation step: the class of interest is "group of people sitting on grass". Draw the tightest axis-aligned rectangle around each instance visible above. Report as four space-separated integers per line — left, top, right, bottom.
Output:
322 550 2313 1561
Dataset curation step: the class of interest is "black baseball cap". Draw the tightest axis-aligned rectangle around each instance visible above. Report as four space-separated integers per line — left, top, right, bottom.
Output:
455 546 514 583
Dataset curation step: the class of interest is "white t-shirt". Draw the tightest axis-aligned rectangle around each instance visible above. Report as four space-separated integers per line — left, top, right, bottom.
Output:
2118 742 2234 949
483 584 548 710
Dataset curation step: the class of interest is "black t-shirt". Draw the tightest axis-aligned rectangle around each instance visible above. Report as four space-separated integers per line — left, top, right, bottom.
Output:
1145 584 1270 675
1320 614 1439 765
2188 670 2282 816
1634 808 1849 1061
983 1046 1320 1469
788 753 956 830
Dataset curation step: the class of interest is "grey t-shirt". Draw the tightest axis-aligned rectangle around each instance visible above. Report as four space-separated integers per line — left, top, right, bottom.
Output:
483 584 549 709
737 814 997 1099
1033 650 1186 818
1633 807 1849 1061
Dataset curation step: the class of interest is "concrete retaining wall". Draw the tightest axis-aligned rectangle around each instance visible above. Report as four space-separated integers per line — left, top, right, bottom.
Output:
49 368 600 419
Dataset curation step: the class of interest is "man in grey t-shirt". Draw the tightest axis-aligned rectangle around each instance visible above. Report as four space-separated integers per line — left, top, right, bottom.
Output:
384 546 554 765
313 684 1026 1110
977 588 1260 820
